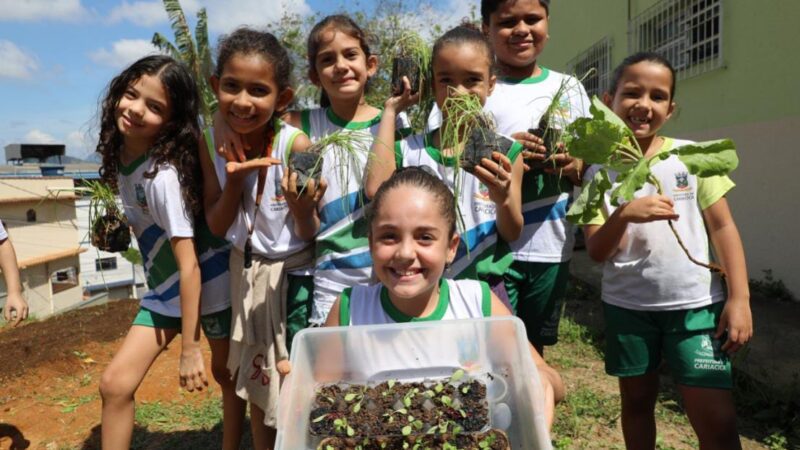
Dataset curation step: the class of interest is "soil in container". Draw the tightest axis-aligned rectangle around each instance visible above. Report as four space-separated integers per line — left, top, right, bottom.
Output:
391 56 421 96
91 212 131 252
289 151 323 193
460 126 514 175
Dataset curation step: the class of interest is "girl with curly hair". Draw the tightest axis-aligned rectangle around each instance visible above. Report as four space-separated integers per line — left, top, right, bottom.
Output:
97 54 235 450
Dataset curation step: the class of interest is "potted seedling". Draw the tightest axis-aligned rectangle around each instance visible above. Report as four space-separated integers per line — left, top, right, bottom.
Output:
288 130 373 205
565 96 738 276
391 31 431 98
86 180 130 253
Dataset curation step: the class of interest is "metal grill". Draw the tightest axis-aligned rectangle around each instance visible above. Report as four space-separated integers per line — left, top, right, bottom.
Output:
628 0 723 80
567 36 613 98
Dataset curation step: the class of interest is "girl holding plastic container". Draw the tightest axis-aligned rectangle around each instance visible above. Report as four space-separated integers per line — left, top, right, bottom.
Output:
325 166 563 428
200 28 325 449
580 52 751 449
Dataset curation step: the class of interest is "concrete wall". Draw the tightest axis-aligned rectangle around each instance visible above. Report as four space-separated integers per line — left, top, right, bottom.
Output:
543 0 800 297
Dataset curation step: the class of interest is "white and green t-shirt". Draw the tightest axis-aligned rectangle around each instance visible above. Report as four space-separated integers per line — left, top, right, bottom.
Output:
395 132 522 280
340 278 491 325
0 219 7 241
300 107 411 324
212 119 310 260
118 155 230 318
338 279 491 380
581 138 733 311
484 67 590 263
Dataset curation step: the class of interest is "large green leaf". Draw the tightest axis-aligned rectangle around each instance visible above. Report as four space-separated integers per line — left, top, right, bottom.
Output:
660 139 739 177
565 116 630 165
610 157 651 205
588 96 629 131
162 0 196 67
195 8 214 79
567 169 612 225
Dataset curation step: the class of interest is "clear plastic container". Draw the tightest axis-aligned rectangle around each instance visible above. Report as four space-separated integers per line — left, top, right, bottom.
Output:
276 316 552 449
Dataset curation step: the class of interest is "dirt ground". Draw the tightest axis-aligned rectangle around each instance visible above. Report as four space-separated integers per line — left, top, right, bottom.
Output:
0 300 221 450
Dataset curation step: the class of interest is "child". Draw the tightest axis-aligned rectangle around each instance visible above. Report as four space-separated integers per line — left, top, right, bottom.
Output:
326 167 564 428
97 55 235 450
216 15 412 327
481 0 591 355
367 24 524 292
0 220 27 326
199 28 324 449
581 52 751 449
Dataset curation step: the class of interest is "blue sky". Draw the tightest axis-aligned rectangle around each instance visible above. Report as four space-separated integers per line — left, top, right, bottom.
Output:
0 0 470 158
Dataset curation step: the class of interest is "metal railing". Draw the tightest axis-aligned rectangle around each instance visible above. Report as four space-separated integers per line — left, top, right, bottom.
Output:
567 36 613 98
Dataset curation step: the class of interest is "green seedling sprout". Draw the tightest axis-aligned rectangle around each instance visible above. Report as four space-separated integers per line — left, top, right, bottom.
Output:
392 30 433 130
478 431 498 449
565 97 738 276
290 129 374 212
450 369 465 382
83 180 130 252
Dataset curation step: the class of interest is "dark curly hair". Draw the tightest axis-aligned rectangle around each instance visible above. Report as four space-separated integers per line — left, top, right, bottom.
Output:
216 27 293 114
367 166 457 238
96 54 202 218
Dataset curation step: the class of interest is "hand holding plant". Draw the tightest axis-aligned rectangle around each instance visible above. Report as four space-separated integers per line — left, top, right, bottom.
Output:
472 152 514 206
281 167 328 218
384 76 420 115
617 195 679 224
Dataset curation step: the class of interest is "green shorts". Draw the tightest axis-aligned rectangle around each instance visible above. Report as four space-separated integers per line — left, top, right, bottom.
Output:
286 274 314 353
504 260 571 347
603 302 732 389
132 307 232 340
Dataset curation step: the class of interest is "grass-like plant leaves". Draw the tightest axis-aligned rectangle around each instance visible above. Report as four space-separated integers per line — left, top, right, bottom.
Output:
566 96 738 276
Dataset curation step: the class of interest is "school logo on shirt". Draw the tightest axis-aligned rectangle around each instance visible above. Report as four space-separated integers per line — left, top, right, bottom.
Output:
672 171 695 202
272 173 285 202
474 182 491 201
675 172 690 191
135 184 149 214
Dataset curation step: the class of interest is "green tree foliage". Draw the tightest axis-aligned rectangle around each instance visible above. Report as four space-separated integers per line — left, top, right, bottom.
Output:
152 0 216 127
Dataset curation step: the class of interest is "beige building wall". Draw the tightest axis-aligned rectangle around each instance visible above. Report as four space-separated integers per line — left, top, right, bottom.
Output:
683 116 800 296
0 177 85 319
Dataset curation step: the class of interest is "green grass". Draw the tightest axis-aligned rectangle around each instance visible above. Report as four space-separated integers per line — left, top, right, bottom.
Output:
135 393 223 432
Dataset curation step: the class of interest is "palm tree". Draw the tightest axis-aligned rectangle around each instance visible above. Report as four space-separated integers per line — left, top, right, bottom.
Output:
151 0 216 127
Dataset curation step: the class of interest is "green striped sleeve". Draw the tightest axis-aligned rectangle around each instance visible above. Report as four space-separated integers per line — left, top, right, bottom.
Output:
507 140 523 163
300 109 311 136
339 288 352 326
394 140 404 169
480 281 492 317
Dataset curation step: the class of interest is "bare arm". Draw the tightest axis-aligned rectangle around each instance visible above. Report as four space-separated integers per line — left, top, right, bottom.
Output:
703 197 751 354
584 195 679 262
473 153 524 242
0 236 27 326
365 78 418 199
171 236 208 392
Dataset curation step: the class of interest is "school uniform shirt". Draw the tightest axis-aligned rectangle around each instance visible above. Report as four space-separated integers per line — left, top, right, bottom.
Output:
212 119 311 260
0 219 7 241
300 107 412 324
395 132 522 280
484 68 591 263
118 155 230 318
582 138 733 311
338 279 491 379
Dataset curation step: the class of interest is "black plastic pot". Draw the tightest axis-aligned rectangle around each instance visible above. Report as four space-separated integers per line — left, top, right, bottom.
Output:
391 56 421 96
289 151 323 192
91 213 131 253
461 127 514 174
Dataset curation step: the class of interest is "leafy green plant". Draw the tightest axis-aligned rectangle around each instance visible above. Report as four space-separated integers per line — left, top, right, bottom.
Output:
391 30 433 128
565 97 738 276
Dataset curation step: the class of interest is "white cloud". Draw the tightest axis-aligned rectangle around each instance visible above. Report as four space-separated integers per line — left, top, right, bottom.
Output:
89 39 162 69
107 1 166 27
401 0 477 40
0 40 39 80
102 0 312 33
66 130 97 158
0 0 89 22
24 129 58 144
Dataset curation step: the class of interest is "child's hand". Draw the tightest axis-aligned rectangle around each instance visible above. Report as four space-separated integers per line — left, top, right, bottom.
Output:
281 168 328 214
384 76 419 114
473 151 514 206
225 157 283 183
179 344 209 392
544 144 585 185
619 195 679 224
3 291 27 327
213 110 249 163
511 131 546 172
716 298 752 355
